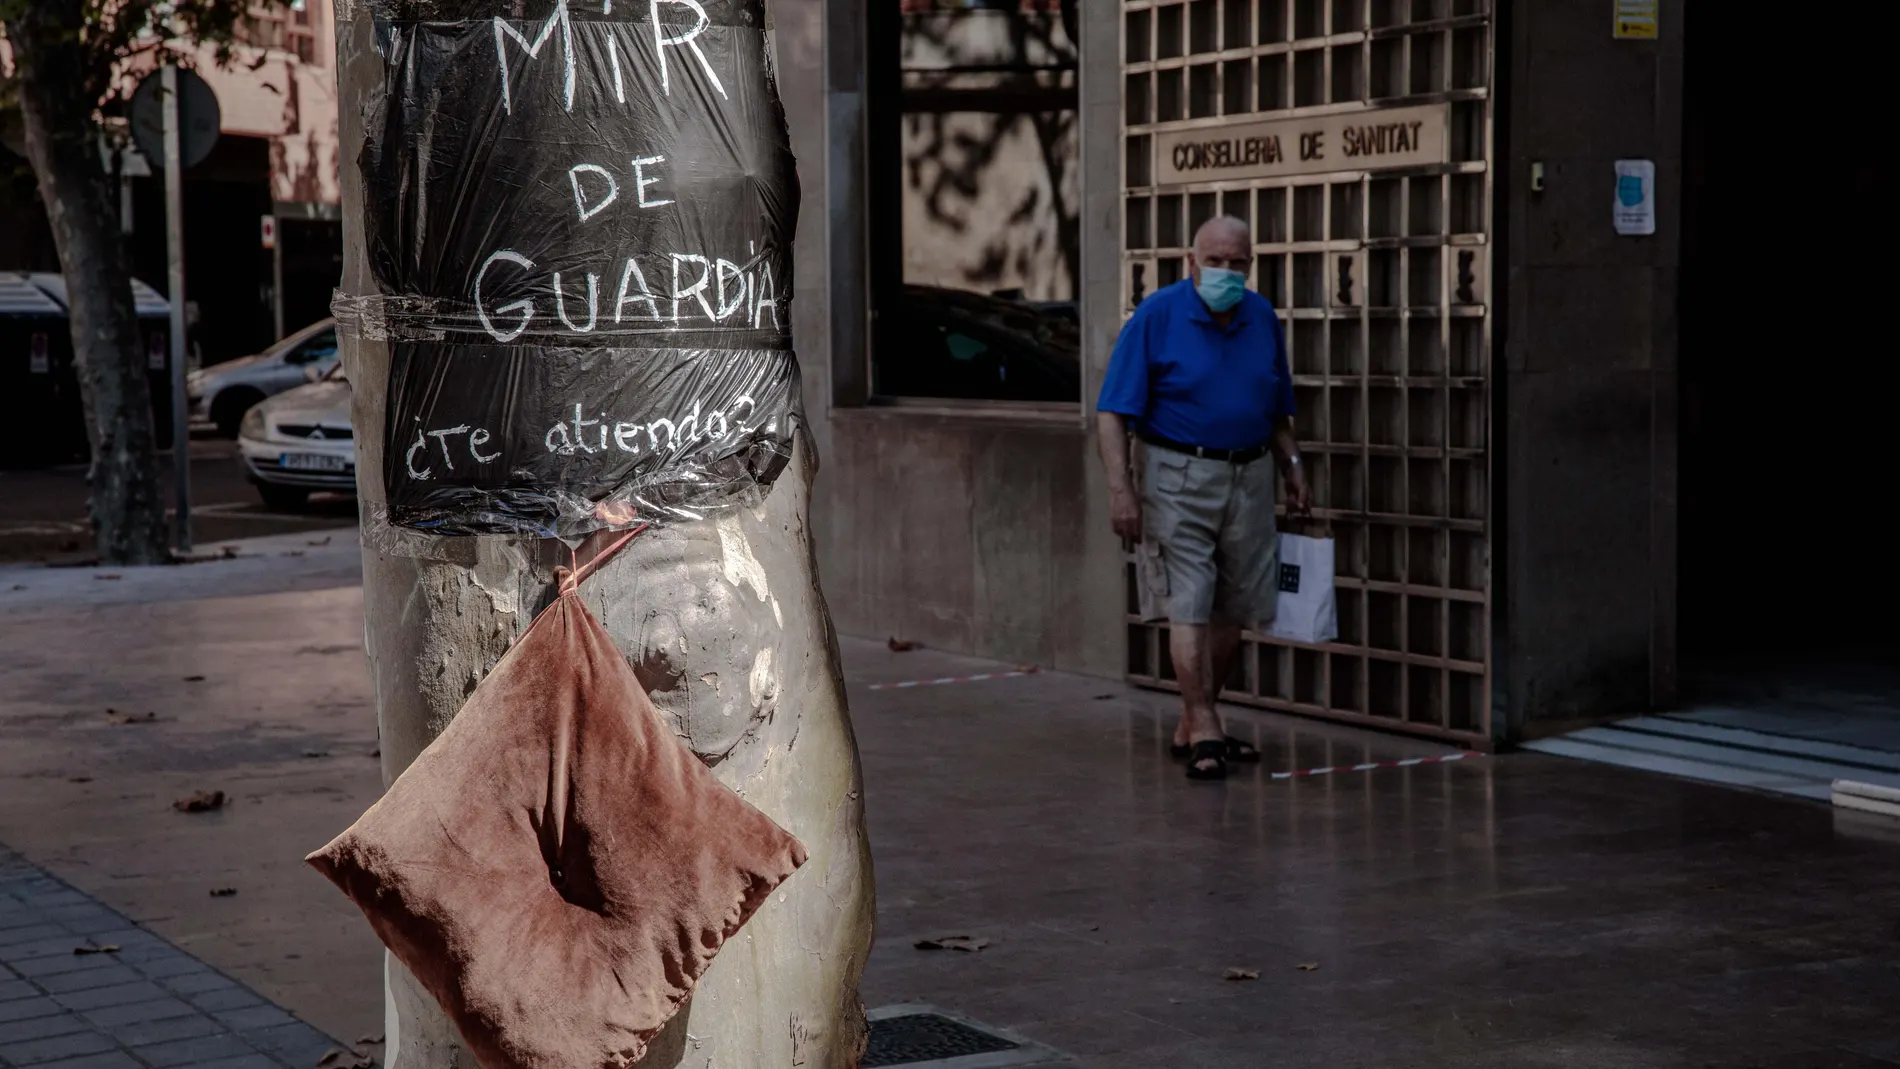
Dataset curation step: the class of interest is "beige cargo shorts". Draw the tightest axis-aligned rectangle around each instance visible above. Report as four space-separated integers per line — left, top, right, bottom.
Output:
1136 446 1279 628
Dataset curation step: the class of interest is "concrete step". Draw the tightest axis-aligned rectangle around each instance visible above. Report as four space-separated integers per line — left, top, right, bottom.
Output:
1521 717 1900 802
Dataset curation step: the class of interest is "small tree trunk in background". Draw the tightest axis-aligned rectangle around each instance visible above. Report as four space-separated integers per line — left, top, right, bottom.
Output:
4 1 170 565
333 4 875 1065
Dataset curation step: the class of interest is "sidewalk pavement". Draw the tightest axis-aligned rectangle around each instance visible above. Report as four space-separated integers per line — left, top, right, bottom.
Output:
5 536 1900 1067
2 846 360 1069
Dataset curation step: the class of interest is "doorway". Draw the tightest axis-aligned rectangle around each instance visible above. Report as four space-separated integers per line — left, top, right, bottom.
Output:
1677 4 1897 749
1118 0 1498 748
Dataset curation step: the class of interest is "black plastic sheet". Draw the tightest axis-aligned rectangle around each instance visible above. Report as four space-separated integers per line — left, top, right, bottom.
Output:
344 0 798 535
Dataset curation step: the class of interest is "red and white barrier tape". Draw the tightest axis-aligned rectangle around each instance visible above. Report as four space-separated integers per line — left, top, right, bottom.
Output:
1269 751 1481 779
860 671 1481 780
865 668 1040 692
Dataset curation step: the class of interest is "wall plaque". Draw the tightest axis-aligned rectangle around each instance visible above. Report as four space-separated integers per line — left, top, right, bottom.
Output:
1154 103 1449 187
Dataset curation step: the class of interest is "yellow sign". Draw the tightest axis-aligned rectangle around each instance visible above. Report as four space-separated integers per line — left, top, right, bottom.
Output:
1615 0 1658 38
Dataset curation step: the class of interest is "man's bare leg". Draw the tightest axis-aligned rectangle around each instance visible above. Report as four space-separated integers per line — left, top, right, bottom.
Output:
1173 621 1243 748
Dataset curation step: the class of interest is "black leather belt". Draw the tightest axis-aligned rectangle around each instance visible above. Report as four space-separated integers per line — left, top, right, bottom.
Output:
1140 433 1273 465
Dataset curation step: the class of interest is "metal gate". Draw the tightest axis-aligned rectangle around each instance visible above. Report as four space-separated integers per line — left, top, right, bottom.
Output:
1120 0 1495 746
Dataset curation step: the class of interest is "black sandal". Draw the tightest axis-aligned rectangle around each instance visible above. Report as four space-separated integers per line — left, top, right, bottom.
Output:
1171 736 1262 763
1185 739 1228 780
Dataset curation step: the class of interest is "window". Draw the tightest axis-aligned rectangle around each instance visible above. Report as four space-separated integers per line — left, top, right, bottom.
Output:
868 0 1081 404
286 329 338 365
875 285 1080 403
237 0 319 64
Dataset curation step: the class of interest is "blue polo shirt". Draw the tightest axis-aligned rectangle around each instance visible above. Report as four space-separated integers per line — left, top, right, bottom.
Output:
1097 280 1294 450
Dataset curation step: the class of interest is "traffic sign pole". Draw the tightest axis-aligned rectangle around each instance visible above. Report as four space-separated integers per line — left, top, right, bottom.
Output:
162 64 191 554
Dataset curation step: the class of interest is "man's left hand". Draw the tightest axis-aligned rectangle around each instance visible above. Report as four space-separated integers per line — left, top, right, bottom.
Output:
1284 462 1311 515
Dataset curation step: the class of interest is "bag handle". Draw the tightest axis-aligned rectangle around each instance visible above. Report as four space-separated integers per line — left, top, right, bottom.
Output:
555 524 649 596
1280 511 1333 538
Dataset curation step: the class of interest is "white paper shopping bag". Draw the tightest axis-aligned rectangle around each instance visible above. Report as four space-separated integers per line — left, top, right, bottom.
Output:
1268 533 1337 645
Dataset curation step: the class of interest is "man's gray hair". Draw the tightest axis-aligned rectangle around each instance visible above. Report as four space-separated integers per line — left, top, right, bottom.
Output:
1192 214 1252 251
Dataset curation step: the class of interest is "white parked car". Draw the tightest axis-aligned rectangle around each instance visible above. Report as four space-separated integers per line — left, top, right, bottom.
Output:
187 318 339 437
237 360 355 511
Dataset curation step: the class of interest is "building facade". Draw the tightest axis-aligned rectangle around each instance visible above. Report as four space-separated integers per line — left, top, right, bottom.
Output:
773 0 1723 749
2 1 341 362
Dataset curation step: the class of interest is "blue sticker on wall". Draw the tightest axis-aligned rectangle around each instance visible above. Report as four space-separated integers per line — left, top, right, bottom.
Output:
1617 174 1645 207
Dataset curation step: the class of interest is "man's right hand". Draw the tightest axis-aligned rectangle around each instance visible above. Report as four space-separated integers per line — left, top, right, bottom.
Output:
1110 488 1142 542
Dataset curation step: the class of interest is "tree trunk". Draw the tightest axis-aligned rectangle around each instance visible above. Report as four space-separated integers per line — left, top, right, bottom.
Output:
333 3 876 1065
4 2 171 565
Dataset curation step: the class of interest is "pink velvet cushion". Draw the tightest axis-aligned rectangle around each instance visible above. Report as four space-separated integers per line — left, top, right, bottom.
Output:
308 581 806 1068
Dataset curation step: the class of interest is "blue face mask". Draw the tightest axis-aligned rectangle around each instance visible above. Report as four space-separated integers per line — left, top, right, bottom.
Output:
1195 265 1246 312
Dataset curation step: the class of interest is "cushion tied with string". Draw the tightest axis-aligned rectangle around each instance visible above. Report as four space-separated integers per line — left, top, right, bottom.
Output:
307 525 807 1069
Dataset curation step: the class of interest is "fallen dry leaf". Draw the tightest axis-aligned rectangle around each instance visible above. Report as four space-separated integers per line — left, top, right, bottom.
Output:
281 550 305 558
317 1050 344 1068
357 1034 385 1045
1013 664 1039 673
219 545 238 559
887 637 920 652
183 675 206 682
72 943 120 955
302 750 331 759
1295 962 1320 972
1093 693 1115 700
368 748 381 758
210 887 238 897
108 710 158 724
1223 967 1260 981
94 573 121 581
173 790 227 813
914 935 991 953
68 776 92 784
308 536 332 547
10 584 25 591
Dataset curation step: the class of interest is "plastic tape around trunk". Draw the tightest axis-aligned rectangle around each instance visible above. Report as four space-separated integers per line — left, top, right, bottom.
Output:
338 0 799 537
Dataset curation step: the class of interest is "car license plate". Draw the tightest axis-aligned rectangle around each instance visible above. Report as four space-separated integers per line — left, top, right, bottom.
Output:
279 453 347 472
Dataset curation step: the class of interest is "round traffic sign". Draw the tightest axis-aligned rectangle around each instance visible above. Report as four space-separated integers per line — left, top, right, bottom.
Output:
130 68 221 170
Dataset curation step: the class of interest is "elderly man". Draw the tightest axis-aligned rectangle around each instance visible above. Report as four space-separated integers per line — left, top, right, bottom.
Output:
1096 215 1309 780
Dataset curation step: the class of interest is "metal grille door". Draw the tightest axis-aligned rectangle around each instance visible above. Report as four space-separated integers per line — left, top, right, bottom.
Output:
1121 0 1494 746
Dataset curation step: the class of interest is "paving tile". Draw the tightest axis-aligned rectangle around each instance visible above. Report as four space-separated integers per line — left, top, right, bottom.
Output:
0 996 64 1024
242 1021 337 1065
159 970 235 996
14 891 87 909
53 981 170 1013
1 937 91 963
128 956 211 981
0 925 65 948
195 1056 286 1069
0 1026 118 1065
78 996 200 1029
213 1003 296 1032
8 953 126 982
36 966 144 996
26 1052 146 1069
108 1012 225 1048
0 1010 90 1044
32 907 122 931
129 1030 258 1067
2 977 43 1003
186 985 266 1013
60 932 159 953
